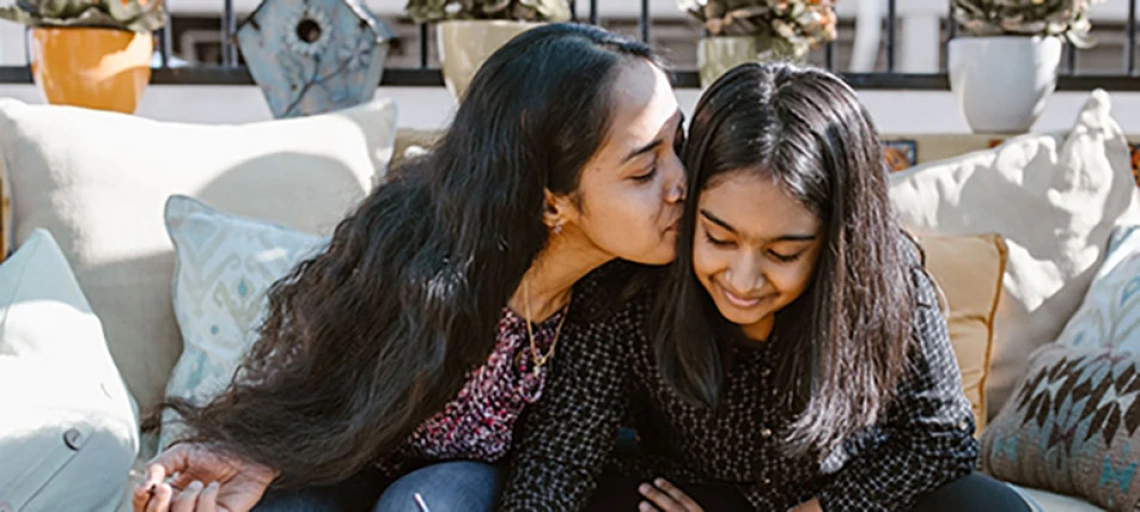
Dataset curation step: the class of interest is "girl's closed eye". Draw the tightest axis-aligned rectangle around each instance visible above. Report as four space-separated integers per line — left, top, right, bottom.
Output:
770 250 803 263
704 232 732 247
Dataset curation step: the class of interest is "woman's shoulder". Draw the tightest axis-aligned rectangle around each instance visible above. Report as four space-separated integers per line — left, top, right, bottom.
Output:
572 260 666 324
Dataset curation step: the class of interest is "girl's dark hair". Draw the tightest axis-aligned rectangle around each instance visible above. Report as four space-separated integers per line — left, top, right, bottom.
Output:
655 62 917 459
161 23 659 489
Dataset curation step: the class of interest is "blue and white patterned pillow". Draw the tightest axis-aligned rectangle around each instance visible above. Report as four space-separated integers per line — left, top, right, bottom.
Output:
1055 225 1140 351
158 195 326 449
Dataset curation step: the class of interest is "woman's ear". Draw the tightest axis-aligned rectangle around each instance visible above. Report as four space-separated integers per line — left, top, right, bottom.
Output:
543 189 572 234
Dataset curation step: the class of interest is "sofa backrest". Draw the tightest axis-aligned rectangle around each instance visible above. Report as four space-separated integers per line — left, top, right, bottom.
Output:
0 99 397 414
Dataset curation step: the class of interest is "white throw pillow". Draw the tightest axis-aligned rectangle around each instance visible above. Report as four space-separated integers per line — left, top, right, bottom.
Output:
0 229 138 512
0 98 396 413
1053 225 1140 351
159 195 326 449
889 89 1140 420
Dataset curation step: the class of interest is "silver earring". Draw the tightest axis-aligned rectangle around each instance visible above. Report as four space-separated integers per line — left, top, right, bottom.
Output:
553 222 563 235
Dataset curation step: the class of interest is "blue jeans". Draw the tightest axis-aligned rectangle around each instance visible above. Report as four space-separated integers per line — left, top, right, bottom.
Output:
373 461 502 512
253 461 503 512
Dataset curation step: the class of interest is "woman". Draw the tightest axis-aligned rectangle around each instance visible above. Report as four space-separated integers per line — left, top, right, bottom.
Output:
501 63 1030 511
132 23 685 512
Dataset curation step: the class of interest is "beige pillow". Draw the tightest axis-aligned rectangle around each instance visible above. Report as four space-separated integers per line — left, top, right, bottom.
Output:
0 229 138 512
889 89 1140 420
1 99 397 413
918 233 1007 433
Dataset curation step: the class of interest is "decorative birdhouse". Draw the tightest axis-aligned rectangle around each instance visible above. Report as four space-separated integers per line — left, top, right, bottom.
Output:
237 0 395 118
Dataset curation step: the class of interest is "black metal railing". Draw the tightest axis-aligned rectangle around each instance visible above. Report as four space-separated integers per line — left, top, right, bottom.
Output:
1 0 1139 90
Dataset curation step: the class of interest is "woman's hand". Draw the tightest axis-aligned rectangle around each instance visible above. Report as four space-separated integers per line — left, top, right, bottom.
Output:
637 478 704 512
131 443 277 512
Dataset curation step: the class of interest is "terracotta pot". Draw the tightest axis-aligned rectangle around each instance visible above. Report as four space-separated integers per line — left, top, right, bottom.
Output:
437 20 541 101
28 27 153 113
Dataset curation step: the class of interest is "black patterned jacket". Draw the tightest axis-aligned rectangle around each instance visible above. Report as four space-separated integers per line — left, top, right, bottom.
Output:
497 264 979 511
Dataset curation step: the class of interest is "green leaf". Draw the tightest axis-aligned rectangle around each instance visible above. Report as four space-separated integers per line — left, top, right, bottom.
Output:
0 0 165 31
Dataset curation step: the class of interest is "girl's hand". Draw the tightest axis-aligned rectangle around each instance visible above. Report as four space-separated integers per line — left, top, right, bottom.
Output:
637 478 704 512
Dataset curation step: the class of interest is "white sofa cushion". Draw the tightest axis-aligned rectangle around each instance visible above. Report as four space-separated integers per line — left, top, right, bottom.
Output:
0 229 138 512
889 89 1140 419
159 195 325 449
0 99 396 413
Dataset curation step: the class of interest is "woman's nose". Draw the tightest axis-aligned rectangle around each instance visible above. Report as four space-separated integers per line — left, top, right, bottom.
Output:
665 163 686 203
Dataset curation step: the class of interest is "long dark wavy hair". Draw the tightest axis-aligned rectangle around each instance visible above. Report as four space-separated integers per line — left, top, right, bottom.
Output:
654 62 918 460
161 23 659 489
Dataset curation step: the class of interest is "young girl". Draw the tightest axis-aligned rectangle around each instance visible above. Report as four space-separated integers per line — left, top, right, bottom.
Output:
131 24 686 512
503 63 1030 511
626 62 1035 511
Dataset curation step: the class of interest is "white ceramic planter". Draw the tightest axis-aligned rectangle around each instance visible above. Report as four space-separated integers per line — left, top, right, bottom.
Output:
948 36 1063 134
437 20 541 101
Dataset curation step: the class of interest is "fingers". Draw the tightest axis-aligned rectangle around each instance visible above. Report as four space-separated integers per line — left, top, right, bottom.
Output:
172 481 204 512
639 501 662 512
133 481 154 512
142 463 169 496
197 482 220 512
146 483 174 512
638 479 702 512
150 444 191 472
143 444 195 491
652 478 702 511
639 482 678 512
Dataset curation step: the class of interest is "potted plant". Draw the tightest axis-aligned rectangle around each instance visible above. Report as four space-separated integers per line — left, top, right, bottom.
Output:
678 0 838 88
949 0 1103 133
0 0 165 114
405 0 571 100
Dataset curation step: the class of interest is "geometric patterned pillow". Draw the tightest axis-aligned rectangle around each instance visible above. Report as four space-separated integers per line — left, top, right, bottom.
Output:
1054 225 1140 351
158 195 326 449
980 343 1140 512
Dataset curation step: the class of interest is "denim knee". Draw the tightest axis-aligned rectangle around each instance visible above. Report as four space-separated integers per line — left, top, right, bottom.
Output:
252 488 343 512
373 461 503 512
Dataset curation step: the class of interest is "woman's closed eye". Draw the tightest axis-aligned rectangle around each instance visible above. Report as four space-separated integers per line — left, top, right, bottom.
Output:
633 164 658 183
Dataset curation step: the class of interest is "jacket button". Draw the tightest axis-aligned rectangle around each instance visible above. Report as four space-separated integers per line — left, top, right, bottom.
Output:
63 428 85 450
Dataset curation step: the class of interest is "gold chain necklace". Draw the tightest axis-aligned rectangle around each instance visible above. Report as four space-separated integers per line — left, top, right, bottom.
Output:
522 280 569 377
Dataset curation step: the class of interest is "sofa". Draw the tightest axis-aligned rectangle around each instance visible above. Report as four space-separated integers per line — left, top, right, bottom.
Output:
1 87 1138 512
